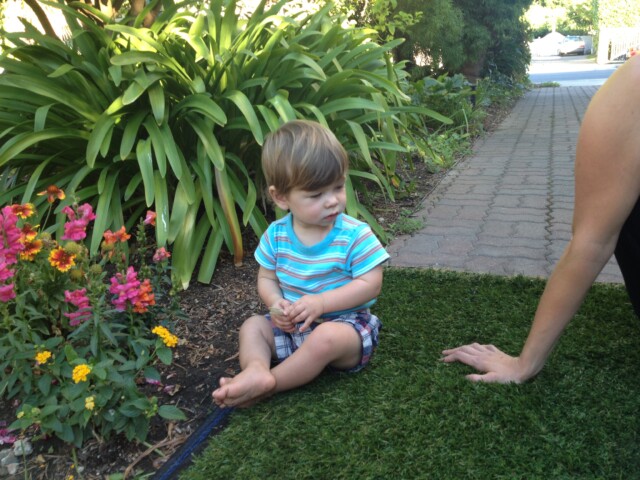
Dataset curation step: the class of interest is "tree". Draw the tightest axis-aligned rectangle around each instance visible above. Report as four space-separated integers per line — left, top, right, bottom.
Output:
597 0 640 28
452 0 533 81
393 0 464 77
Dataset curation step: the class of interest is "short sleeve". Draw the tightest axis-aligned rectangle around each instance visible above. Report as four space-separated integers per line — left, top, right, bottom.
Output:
348 225 390 278
254 225 277 270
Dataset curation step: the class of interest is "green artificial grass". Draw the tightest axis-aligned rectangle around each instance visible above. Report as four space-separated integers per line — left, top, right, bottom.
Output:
182 269 640 479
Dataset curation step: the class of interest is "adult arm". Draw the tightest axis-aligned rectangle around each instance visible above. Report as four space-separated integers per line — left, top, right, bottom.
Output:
441 56 640 383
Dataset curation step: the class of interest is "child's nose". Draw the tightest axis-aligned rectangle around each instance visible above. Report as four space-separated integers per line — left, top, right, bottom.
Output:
325 193 338 206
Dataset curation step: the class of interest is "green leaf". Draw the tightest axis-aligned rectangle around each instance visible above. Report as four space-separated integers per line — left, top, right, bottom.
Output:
154 170 169 247
188 117 225 170
319 98 385 116
156 346 173 365
158 404 186 421
143 367 161 382
87 113 116 168
144 117 167 177
120 110 146 160
148 82 165 125
38 374 52 396
41 416 64 433
0 129 89 167
136 138 155 207
196 228 224 284
224 90 264 145
175 94 227 126
90 171 118 255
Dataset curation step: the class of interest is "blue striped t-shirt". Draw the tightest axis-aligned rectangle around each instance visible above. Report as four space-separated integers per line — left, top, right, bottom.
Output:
254 213 390 318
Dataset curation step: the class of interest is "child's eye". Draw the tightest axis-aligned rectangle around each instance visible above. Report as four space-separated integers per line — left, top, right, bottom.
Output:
309 192 322 199
335 184 345 191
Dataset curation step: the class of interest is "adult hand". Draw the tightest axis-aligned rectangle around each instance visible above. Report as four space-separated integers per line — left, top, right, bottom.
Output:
288 294 324 332
441 343 528 384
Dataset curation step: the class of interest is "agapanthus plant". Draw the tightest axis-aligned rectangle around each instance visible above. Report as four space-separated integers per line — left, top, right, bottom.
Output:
1 188 186 447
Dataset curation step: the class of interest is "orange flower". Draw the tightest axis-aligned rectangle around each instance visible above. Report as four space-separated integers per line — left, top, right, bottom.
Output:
103 226 131 245
20 223 39 242
37 185 65 203
20 239 43 261
49 247 76 272
133 279 155 313
10 203 35 219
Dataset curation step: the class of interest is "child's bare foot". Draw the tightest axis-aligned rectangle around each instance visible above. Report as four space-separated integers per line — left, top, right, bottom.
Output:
212 364 276 408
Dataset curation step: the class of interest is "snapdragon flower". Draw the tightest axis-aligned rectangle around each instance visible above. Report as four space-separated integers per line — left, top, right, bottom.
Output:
61 203 96 241
63 288 92 326
0 284 16 302
144 210 156 226
152 247 171 263
109 266 155 313
1 206 25 264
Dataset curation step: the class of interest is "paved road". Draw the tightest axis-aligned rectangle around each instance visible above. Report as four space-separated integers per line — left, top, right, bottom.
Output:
387 85 623 283
528 55 620 86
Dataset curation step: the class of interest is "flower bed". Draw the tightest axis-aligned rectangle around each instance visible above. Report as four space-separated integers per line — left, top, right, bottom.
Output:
1 187 185 449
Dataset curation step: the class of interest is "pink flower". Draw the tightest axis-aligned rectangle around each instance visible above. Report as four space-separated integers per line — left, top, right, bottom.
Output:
0 261 15 282
61 203 96 241
0 283 16 302
0 206 25 265
63 219 90 241
109 267 155 313
144 210 156 226
152 247 171 263
77 203 96 222
63 288 92 326
0 427 17 445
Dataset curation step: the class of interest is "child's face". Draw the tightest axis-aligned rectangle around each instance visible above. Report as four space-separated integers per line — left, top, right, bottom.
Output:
271 178 347 231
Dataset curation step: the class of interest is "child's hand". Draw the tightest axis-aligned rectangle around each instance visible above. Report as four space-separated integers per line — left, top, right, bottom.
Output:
289 294 324 332
269 300 295 332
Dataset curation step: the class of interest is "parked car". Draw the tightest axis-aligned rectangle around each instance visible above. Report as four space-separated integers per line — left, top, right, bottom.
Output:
558 36 586 56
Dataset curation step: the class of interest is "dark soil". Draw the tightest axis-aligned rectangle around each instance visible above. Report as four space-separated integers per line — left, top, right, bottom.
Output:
1 103 512 479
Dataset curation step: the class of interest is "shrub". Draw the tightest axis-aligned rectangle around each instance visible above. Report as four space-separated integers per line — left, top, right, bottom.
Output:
1 188 185 447
0 0 444 289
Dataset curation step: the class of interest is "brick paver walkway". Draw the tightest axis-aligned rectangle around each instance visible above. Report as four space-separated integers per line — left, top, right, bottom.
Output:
387 86 623 283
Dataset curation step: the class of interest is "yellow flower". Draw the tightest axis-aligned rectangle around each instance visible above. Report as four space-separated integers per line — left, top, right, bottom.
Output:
16 411 24 419
72 364 91 383
85 396 95 411
49 247 76 272
35 350 52 365
152 326 179 348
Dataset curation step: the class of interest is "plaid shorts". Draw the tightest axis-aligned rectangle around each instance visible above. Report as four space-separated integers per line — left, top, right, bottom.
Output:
268 310 382 373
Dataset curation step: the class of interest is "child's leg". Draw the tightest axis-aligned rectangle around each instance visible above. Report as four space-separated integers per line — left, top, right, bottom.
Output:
270 321 361 393
212 315 277 408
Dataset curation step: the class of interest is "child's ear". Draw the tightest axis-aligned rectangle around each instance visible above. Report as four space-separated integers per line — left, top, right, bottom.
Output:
268 186 289 211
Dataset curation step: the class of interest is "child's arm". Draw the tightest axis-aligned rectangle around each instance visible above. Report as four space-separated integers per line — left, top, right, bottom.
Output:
257 266 294 332
286 265 383 332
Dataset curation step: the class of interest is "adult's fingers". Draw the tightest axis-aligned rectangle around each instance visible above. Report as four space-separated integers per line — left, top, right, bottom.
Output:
441 349 487 371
